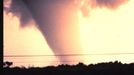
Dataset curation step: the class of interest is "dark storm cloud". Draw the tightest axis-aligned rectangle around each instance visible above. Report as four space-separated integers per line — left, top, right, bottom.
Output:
4 0 32 27
95 0 128 9
4 0 128 26
80 0 128 17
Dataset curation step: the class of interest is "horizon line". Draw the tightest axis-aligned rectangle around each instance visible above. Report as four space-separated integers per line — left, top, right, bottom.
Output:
4 53 134 57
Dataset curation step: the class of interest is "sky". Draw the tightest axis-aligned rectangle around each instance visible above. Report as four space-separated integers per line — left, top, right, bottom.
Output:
4 0 134 67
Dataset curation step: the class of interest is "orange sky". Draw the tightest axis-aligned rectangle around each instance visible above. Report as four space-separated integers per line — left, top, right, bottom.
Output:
4 0 134 67
78 0 134 64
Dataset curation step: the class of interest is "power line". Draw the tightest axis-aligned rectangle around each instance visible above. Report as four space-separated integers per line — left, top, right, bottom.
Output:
4 53 134 57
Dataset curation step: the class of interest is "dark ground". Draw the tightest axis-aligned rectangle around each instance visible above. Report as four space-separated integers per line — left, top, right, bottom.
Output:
3 61 134 75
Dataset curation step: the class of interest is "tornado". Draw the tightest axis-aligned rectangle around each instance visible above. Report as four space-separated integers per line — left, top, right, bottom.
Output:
4 0 128 64
5 0 83 64
23 0 83 63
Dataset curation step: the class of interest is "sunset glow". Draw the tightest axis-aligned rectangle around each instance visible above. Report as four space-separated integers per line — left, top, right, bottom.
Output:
4 0 134 67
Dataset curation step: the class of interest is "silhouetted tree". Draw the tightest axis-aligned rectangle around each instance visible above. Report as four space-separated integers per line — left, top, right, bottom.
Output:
3 61 13 68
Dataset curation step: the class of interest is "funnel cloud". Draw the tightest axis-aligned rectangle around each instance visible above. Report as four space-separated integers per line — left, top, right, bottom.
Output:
4 0 128 64
4 0 83 64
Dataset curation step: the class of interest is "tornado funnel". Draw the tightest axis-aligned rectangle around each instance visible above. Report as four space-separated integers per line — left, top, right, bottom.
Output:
20 0 82 64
